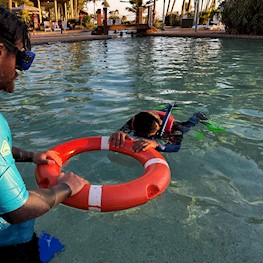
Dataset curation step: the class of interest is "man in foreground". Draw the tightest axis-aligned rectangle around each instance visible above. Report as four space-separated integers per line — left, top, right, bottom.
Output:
0 7 86 262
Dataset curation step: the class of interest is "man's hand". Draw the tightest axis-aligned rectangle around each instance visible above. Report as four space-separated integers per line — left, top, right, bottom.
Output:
109 131 133 148
33 150 62 167
57 171 87 196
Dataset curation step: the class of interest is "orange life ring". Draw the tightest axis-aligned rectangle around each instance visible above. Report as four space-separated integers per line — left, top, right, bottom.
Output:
35 136 171 212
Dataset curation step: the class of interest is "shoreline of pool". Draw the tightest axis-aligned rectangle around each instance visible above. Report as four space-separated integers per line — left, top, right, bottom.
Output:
148 28 263 40
30 28 263 45
30 30 117 45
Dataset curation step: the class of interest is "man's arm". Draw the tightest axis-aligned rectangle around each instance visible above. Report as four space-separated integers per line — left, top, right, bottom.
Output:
12 146 34 162
2 184 72 224
12 146 62 166
1 171 86 224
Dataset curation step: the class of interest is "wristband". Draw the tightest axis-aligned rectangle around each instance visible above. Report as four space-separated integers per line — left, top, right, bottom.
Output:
15 151 34 162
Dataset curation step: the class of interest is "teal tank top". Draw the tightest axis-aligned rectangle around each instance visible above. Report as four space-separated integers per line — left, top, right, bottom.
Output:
0 113 35 246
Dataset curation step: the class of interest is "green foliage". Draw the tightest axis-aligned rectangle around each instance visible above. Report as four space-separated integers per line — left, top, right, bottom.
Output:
199 3 220 25
83 14 92 25
0 0 8 7
109 9 119 19
102 0 110 8
82 13 96 29
74 25 85 30
199 10 216 25
125 0 144 13
20 10 31 24
221 0 263 35
0 0 33 8
125 0 146 23
121 15 127 23
165 12 181 27
78 0 85 10
154 19 162 29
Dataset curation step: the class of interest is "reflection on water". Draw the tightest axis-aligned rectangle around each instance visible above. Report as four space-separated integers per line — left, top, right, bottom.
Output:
4 36 263 262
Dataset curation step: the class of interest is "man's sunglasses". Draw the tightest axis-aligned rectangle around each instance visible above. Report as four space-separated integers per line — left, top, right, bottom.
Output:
0 36 35 70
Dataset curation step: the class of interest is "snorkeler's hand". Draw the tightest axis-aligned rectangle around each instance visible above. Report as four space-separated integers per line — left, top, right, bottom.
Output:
195 112 208 121
132 139 159 152
33 150 62 167
195 112 209 125
109 131 133 148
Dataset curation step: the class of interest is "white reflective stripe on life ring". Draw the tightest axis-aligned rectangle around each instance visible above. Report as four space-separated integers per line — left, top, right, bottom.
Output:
101 136 110 150
88 185 103 211
144 158 169 169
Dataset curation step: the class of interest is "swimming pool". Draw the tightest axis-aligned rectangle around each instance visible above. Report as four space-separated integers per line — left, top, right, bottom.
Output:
3 36 263 262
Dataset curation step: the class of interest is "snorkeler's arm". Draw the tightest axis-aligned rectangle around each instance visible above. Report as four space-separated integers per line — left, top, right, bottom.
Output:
156 126 184 153
156 142 181 152
131 138 181 153
157 113 208 153
119 118 133 133
179 112 209 133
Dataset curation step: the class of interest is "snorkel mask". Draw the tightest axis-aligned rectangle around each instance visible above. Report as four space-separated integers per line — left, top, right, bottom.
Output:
0 36 35 70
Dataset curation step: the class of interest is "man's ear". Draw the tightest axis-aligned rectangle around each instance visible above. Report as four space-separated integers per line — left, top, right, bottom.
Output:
0 43 4 55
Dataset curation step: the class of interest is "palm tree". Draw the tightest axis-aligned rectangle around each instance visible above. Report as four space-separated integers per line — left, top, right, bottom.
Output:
181 0 186 16
109 9 119 19
166 0 171 16
86 0 101 15
200 0 204 11
170 0 178 13
125 0 145 23
186 0 192 13
153 0 156 22
102 0 110 8
205 0 216 10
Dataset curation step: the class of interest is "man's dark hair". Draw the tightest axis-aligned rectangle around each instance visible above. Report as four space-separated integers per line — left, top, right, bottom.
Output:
0 6 31 50
133 111 162 134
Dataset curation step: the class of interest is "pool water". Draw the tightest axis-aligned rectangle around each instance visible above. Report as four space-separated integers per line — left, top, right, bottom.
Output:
2 36 263 263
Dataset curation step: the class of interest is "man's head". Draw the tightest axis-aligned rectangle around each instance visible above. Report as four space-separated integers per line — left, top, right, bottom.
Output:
0 7 33 93
133 111 162 137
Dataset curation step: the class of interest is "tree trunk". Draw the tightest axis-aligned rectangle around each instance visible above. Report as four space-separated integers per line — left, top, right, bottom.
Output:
153 0 156 23
166 0 171 16
181 0 186 15
171 0 177 13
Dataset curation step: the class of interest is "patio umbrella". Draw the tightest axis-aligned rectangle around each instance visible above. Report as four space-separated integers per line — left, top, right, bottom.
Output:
12 4 40 13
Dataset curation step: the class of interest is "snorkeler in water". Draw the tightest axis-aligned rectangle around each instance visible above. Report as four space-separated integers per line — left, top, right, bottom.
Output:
109 104 208 153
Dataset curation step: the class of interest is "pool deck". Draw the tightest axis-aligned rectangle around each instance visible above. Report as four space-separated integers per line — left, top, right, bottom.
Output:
148 27 263 40
30 30 117 45
30 27 263 45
